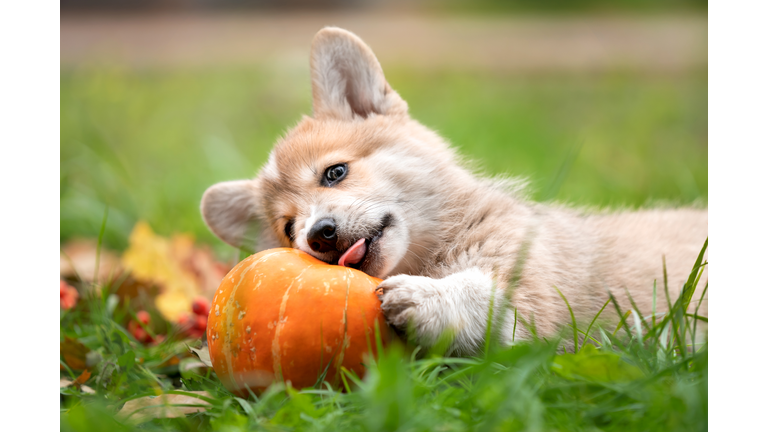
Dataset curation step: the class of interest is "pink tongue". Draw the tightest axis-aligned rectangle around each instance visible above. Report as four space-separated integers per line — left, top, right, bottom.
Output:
338 238 367 267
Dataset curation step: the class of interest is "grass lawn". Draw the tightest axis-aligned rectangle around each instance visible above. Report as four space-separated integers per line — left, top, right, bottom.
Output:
60 240 708 431
60 64 707 430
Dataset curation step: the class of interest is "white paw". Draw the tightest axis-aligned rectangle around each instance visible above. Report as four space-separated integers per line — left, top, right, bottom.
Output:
376 274 442 345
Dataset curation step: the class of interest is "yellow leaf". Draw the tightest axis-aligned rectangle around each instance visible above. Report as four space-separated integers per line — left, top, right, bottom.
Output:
121 222 200 321
155 291 194 324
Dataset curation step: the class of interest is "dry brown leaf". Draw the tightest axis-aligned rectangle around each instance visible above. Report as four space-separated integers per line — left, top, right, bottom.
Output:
60 376 95 394
188 345 212 368
73 369 92 387
60 239 122 286
116 391 212 423
180 360 209 372
112 274 160 305
60 337 90 371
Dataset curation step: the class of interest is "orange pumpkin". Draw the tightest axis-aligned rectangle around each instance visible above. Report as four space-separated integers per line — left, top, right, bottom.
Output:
207 248 388 395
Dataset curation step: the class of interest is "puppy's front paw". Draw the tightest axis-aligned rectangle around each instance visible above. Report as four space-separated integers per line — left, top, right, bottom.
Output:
376 274 440 343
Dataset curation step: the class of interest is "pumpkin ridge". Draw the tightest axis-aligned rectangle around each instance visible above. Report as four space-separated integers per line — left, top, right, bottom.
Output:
332 268 354 382
222 251 283 391
271 265 310 385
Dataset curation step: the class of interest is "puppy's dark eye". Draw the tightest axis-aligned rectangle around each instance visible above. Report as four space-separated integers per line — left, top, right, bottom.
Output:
322 163 348 187
283 219 295 243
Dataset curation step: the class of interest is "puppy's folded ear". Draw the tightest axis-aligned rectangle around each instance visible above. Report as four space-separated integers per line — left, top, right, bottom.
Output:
311 27 408 120
200 180 262 251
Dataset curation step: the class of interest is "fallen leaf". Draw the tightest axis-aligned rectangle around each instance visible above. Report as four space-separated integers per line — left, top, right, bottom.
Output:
122 222 199 321
73 369 91 387
180 360 209 372
116 391 212 424
121 222 228 322
113 274 160 305
60 337 90 371
188 345 212 368
60 375 96 394
60 239 122 286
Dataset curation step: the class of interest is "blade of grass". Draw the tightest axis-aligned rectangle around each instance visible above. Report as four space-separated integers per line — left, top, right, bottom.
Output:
680 239 708 313
582 298 611 352
484 281 497 357
553 285 578 353
631 310 644 339
612 310 632 337
686 314 708 323
512 308 518 343
677 240 707 354
623 286 651 334
338 367 352 394
663 256 672 313
661 255 683 357
608 291 633 340
493 224 536 348
575 327 602 346
652 280 657 328
92 206 109 289
374 319 385 362
692 282 708 352
686 264 707 353
659 321 671 350
541 138 584 201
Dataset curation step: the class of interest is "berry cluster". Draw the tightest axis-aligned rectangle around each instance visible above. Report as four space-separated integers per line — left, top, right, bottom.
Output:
127 311 164 345
177 297 211 339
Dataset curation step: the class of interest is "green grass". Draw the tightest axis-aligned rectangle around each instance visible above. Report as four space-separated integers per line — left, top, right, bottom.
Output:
60 238 708 431
61 66 707 255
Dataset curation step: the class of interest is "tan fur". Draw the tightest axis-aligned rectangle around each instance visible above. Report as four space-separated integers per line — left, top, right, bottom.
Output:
201 27 707 355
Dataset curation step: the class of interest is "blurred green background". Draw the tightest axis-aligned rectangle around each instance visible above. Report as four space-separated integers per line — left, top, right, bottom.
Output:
60 2 707 255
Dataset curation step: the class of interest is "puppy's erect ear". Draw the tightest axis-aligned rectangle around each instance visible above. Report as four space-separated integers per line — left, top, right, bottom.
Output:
310 27 408 120
200 180 262 251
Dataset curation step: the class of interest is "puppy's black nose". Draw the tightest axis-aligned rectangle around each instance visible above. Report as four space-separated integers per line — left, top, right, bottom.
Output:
308 218 337 253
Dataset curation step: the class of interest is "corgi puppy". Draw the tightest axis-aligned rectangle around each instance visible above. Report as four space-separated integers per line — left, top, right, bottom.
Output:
201 27 707 355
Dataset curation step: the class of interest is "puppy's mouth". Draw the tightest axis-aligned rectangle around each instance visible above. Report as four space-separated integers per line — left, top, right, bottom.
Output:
337 214 392 272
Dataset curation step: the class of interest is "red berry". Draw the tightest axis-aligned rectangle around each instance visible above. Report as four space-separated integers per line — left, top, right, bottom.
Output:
187 328 205 339
133 327 148 343
191 298 210 316
136 310 151 325
60 280 79 310
177 314 190 327
193 314 208 331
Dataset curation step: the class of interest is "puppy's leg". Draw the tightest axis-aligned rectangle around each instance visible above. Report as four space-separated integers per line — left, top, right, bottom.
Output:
377 268 518 355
